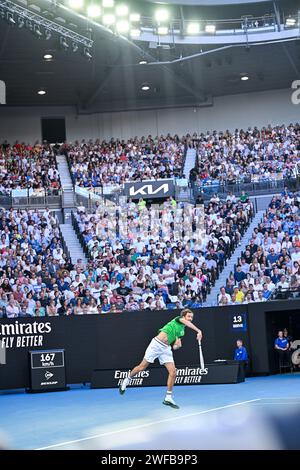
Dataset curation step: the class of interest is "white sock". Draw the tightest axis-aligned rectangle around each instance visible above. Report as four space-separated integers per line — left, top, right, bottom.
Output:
165 391 173 400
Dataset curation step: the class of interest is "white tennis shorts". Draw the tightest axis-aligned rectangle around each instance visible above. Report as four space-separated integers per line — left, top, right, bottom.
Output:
144 337 174 365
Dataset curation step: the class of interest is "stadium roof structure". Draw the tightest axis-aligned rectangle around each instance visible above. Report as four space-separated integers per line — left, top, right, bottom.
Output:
0 0 299 111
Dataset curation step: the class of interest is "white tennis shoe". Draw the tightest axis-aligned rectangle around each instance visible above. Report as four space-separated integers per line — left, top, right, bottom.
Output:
163 396 180 409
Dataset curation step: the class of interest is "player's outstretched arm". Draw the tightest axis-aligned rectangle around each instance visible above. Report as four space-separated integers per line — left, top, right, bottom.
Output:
180 317 202 341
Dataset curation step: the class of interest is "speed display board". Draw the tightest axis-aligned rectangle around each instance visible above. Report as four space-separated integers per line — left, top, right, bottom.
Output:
29 349 67 392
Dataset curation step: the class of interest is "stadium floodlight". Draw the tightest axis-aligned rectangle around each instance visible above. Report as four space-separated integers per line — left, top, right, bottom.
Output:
37 89 46 95
72 42 79 52
102 0 114 7
205 24 216 33
241 75 249 81
83 47 92 59
141 83 150 91
116 20 129 34
17 16 24 28
60 36 69 49
129 13 140 22
116 4 129 17
34 25 42 37
87 4 101 18
45 29 52 40
157 25 168 35
7 12 15 24
130 28 141 38
0 0 93 48
102 13 115 25
43 53 53 60
155 9 169 23
69 0 84 9
187 22 200 35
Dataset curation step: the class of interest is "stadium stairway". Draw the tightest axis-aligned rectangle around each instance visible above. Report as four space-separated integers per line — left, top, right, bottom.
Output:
60 224 88 265
203 209 265 307
183 147 197 179
56 154 75 207
176 147 197 202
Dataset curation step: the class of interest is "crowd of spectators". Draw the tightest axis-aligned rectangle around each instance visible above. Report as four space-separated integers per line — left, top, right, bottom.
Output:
218 188 300 306
66 135 186 189
0 208 72 318
0 193 252 317
190 123 300 189
0 141 61 195
69 194 253 314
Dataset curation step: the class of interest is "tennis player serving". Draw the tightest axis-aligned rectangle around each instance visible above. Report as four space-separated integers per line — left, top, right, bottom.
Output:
119 308 203 409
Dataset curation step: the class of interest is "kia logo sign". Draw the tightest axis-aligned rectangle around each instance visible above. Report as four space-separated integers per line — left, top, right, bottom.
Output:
129 183 169 197
124 179 174 199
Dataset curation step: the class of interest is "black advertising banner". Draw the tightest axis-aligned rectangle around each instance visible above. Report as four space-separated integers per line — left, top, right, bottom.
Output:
123 179 175 199
91 363 244 388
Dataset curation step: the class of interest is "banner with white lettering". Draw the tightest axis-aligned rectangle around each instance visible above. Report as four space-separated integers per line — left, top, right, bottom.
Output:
91 363 244 388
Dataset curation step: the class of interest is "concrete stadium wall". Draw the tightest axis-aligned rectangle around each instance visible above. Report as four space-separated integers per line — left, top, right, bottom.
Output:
0 88 298 143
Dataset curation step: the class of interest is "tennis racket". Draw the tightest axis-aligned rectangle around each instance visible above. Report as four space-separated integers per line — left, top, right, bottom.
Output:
198 340 205 370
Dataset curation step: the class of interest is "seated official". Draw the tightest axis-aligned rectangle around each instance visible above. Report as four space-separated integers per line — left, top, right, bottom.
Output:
234 339 249 362
274 330 291 370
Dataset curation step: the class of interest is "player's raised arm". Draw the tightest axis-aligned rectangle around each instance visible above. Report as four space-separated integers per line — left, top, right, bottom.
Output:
179 308 202 342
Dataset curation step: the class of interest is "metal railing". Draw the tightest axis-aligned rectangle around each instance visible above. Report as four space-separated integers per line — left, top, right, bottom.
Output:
192 177 300 201
0 189 62 208
270 287 300 301
140 13 279 35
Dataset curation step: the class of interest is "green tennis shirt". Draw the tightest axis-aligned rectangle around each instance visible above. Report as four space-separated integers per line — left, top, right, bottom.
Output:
158 316 185 345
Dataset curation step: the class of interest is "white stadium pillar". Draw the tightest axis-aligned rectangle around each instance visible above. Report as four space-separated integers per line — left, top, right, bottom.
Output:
0 80 6 104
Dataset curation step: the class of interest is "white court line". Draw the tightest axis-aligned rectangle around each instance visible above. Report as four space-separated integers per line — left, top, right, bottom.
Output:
251 402 300 405
36 398 260 450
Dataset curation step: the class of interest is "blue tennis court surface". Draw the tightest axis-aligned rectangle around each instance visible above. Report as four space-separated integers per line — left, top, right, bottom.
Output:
1 373 300 450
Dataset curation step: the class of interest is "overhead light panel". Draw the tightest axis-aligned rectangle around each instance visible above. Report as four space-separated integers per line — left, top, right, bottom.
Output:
241 75 249 81
130 13 140 22
139 59 147 65
102 0 114 7
43 53 53 60
116 20 129 33
130 28 141 38
37 89 46 95
286 17 296 26
87 4 101 18
157 26 168 35
187 22 200 35
155 9 169 23
69 0 84 8
141 83 150 91
205 24 216 33
116 4 129 17
103 13 115 25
